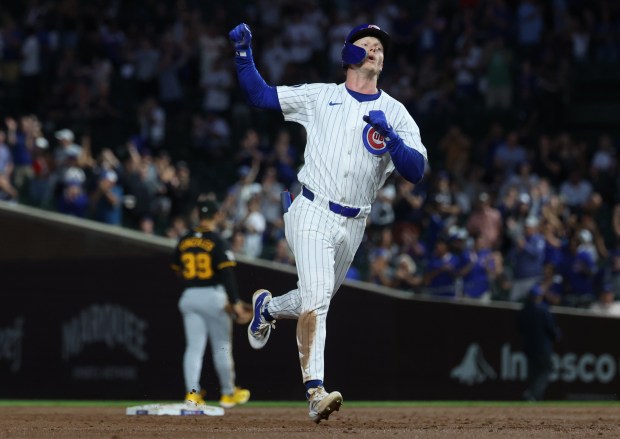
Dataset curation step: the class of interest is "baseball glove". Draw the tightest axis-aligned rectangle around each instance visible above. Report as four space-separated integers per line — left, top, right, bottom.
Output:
225 301 253 325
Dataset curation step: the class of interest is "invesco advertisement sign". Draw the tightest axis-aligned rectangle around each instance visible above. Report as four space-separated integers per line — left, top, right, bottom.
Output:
549 351 616 383
452 343 618 386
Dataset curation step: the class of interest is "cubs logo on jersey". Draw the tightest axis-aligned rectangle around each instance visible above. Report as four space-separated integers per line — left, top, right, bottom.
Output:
362 123 387 155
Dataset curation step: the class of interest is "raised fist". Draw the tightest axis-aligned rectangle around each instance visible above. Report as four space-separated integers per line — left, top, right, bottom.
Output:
229 23 252 50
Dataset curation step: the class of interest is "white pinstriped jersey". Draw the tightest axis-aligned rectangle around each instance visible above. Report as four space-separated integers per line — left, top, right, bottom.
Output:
277 82 427 209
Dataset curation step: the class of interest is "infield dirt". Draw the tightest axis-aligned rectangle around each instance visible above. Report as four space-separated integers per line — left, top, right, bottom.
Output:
1 406 619 438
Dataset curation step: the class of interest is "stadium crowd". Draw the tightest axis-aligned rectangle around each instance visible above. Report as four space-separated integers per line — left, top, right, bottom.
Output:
1 0 620 312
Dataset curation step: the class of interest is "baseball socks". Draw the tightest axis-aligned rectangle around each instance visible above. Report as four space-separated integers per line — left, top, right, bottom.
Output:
262 306 274 322
305 380 323 398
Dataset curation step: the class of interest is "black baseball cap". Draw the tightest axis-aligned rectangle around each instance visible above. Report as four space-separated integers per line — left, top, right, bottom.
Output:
197 199 220 219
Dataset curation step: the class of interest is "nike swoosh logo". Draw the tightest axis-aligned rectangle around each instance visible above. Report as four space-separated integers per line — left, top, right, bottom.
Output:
328 102 342 106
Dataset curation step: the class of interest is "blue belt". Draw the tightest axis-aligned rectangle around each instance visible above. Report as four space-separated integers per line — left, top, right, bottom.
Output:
302 186 361 218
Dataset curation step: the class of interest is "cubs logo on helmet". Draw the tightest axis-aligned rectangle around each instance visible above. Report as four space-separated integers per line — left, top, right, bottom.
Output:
362 123 387 155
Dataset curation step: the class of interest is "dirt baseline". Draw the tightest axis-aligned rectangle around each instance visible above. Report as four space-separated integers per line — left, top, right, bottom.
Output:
2 406 619 438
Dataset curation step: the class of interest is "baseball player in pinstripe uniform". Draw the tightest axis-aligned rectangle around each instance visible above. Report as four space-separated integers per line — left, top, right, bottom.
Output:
229 22 428 422
171 199 250 409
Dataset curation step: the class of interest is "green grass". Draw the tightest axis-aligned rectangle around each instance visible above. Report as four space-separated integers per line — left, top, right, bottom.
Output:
1 400 619 408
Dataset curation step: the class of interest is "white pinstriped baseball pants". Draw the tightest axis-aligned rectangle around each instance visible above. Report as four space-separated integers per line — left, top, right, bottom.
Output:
267 194 367 384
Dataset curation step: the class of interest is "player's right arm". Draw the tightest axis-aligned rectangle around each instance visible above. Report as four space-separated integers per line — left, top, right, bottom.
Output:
229 23 281 111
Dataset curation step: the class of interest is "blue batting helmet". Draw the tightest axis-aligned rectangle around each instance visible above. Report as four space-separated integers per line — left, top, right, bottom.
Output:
341 24 392 67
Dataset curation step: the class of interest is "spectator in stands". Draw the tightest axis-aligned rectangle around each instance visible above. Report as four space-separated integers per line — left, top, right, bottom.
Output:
580 194 609 261
283 8 322 73
259 166 286 247
229 230 247 257
541 216 564 272
493 130 528 180
561 228 598 307
559 168 593 214
272 237 295 266
589 282 620 317
29 137 53 207
534 134 563 187
203 111 233 157
241 194 266 259
426 171 461 248
516 0 544 60
138 97 166 151
450 227 474 297
498 188 533 254
5 116 35 196
568 14 591 63
508 215 546 302
589 134 617 205
57 165 89 218
466 192 503 251
122 144 162 229
267 128 299 189
234 128 263 170
222 160 262 227
438 125 472 180
499 160 539 202
392 253 423 293
475 122 505 182
90 169 123 226
53 128 82 171
392 175 427 228
540 259 564 306
369 181 397 240
157 31 189 113
452 34 483 102
482 35 513 111
462 232 503 302
134 36 161 101
166 215 190 240
165 160 197 221
0 130 18 202
592 2 619 62
138 214 156 234
260 34 290 84
200 56 234 114
19 25 42 114
368 246 393 287
394 223 428 269
424 235 459 298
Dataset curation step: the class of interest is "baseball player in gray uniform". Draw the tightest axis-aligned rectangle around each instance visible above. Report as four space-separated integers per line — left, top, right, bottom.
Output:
171 199 250 409
229 22 428 422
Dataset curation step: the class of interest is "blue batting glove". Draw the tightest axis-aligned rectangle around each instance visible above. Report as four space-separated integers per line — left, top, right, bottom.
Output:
229 23 252 50
362 110 399 143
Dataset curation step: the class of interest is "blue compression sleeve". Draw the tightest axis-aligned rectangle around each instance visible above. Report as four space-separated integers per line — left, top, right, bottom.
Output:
386 138 426 184
234 48 281 111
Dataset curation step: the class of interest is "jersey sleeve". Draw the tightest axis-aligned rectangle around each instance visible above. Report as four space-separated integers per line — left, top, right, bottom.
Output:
276 83 325 125
170 238 184 275
212 236 240 303
211 236 237 270
395 108 428 161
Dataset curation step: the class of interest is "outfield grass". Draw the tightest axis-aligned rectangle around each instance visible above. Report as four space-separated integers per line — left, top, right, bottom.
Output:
1 400 619 408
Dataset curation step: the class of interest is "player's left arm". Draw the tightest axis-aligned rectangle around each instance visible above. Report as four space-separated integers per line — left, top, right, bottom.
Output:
363 110 427 184
212 237 241 304
170 242 183 276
